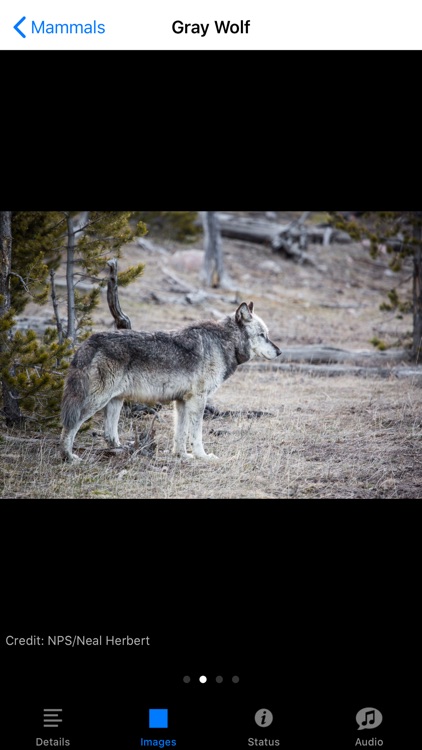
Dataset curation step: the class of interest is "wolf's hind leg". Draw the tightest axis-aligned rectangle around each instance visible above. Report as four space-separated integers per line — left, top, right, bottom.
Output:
104 397 124 447
60 395 113 462
60 421 85 463
172 399 191 458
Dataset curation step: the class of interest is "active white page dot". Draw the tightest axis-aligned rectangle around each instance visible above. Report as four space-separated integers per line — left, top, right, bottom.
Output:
199 675 207 683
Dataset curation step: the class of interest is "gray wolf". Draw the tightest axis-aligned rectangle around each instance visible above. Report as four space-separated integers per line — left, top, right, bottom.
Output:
60 302 281 462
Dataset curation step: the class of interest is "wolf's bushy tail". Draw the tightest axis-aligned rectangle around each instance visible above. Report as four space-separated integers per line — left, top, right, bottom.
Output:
61 366 90 429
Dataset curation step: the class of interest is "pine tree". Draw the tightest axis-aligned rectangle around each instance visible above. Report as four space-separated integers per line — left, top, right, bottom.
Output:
329 211 422 359
1 326 72 428
138 211 201 241
0 211 147 429
61 211 146 343
1 211 22 425
11 211 65 314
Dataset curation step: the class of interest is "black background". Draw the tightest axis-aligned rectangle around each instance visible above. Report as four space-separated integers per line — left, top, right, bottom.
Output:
1 499 419 749
2 41 419 750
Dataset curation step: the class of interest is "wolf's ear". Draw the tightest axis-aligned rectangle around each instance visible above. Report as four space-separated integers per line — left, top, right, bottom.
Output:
235 302 253 324
248 301 254 313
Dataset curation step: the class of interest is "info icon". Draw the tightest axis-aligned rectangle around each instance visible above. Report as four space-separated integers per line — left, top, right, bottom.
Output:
255 709 273 727
356 707 383 731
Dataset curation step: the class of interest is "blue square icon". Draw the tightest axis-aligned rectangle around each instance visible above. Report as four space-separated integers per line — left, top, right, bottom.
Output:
149 709 168 729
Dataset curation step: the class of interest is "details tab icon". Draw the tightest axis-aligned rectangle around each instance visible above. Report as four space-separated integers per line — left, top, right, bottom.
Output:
43 708 63 728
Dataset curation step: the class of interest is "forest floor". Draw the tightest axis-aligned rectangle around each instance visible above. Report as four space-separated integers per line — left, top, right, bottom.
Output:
1 212 421 499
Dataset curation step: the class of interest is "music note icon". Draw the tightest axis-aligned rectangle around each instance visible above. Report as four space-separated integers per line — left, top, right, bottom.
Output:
361 710 375 726
356 707 382 730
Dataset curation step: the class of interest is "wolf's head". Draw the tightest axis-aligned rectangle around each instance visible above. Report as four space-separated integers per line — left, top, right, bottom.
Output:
235 301 282 360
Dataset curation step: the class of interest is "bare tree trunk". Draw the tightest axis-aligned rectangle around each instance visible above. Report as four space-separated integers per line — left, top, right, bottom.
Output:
50 269 64 344
0 211 23 425
66 214 76 342
0 212 12 317
200 211 227 288
413 218 422 361
106 259 132 329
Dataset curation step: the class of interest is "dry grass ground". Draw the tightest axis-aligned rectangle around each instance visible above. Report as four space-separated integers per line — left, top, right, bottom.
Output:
1 215 421 499
1 368 421 499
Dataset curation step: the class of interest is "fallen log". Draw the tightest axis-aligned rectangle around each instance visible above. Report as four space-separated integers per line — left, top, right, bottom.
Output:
217 213 280 243
216 212 352 250
277 345 410 365
244 361 422 381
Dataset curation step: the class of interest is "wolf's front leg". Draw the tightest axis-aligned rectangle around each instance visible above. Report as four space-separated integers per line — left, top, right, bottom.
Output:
187 395 218 460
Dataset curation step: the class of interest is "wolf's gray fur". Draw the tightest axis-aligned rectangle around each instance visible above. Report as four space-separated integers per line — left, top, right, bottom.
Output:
60 301 281 462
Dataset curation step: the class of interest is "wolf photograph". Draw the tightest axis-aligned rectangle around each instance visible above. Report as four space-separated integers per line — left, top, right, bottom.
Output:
1 210 421 499
60 302 281 463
